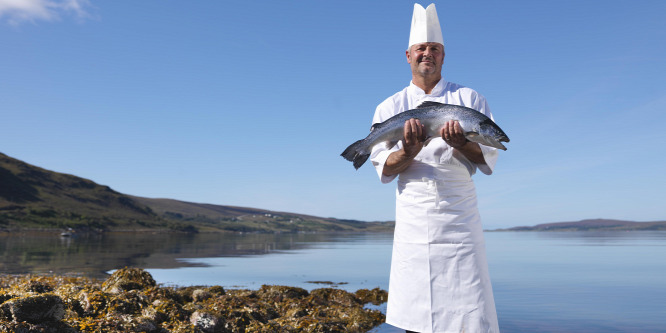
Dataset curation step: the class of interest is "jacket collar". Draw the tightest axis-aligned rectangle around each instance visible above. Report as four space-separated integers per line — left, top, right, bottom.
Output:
408 78 446 97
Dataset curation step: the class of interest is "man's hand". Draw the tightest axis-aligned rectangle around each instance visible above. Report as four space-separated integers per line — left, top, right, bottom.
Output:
441 120 486 164
402 118 426 158
441 120 468 149
382 118 426 176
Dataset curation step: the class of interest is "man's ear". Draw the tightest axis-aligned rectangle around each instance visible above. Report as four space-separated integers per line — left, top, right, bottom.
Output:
406 49 412 64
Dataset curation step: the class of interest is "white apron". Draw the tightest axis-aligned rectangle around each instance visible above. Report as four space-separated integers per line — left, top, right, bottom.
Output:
386 161 500 333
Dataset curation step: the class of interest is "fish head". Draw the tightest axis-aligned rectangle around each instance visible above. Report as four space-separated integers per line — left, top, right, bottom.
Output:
467 119 510 150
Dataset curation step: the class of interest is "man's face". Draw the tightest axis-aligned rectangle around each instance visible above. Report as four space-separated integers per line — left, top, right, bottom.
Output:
406 42 445 78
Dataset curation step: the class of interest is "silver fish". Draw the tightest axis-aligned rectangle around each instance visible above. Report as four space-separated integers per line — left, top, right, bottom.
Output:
341 101 510 169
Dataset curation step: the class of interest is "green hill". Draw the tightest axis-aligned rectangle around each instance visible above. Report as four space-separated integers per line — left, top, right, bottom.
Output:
494 218 666 232
0 153 393 233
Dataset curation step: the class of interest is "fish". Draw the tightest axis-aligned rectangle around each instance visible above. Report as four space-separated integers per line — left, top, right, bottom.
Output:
341 101 510 169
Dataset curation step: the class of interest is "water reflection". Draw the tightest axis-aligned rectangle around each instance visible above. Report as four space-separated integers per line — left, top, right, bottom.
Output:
148 232 393 291
0 231 388 279
532 230 666 245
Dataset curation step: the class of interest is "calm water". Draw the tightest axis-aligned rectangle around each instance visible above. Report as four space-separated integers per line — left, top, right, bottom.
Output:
1 230 665 332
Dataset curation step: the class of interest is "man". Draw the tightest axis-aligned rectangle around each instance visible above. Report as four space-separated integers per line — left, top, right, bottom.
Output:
370 4 501 333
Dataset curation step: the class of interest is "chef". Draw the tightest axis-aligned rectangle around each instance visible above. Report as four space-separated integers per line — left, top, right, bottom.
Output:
370 3 501 333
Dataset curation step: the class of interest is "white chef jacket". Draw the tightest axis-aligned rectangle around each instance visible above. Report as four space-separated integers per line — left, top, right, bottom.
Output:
371 79 500 333
370 79 498 180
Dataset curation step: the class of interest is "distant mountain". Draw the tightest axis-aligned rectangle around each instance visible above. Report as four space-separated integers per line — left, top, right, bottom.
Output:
0 152 393 233
496 219 666 232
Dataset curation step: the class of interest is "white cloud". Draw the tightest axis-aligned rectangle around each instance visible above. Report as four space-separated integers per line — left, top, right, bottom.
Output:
0 0 92 25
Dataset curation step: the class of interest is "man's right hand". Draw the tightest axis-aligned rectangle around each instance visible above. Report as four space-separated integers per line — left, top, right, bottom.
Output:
382 118 425 176
402 118 426 158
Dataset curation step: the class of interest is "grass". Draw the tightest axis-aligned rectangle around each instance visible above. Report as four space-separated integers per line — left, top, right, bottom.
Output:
0 152 394 234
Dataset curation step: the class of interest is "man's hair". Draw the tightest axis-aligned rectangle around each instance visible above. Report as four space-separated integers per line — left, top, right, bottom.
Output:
407 42 446 53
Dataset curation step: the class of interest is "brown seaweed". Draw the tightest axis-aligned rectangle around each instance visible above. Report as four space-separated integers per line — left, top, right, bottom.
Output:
0 267 387 332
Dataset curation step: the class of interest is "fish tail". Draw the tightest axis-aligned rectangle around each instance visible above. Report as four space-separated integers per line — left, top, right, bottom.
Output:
341 140 370 170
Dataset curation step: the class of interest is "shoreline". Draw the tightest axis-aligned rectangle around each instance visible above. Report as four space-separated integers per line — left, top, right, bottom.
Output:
0 268 388 332
0 228 395 235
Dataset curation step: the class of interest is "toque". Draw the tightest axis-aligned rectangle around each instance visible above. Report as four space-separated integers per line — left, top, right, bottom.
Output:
408 3 444 48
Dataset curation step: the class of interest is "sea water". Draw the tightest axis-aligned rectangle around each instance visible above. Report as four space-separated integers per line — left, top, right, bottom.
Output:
146 231 666 333
1 231 665 332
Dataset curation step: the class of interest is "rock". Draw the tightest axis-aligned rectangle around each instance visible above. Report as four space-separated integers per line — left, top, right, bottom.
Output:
0 272 387 333
190 310 223 333
284 304 308 319
258 285 308 302
355 287 388 305
207 285 225 296
0 293 16 306
0 294 65 323
107 290 148 315
124 316 159 333
223 310 253 332
0 320 77 333
173 285 201 303
182 301 204 314
25 279 54 294
308 288 360 307
246 320 295 333
243 301 280 323
334 306 385 332
77 289 108 316
102 267 156 294
192 288 212 302
144 298 187 323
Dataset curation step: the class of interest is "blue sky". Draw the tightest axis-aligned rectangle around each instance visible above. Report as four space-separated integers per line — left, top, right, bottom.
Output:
2 1 665 228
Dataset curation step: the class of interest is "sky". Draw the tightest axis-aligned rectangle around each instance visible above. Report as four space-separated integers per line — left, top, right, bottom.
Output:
1 0 665 229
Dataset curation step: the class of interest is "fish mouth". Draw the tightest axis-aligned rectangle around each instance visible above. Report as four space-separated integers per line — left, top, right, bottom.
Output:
467 134 509 151
484 138 507 151
495 136 509 150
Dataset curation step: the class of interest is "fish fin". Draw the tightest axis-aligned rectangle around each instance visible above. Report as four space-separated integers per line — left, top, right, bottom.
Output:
353 154 370 169
416 101 445 109
341 140 370 170
386 140 399 150
423 136 434 146
465 132 479 140
465 132 487 146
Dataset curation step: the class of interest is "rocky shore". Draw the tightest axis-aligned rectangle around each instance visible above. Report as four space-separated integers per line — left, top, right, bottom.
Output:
0 268 387 332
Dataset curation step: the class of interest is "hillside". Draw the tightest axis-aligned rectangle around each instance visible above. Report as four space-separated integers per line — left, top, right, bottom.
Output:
130 196 393 233
496 219 666 232
0 152 393 233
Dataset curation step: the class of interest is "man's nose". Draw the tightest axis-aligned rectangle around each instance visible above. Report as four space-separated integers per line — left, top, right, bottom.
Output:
423 47 432 57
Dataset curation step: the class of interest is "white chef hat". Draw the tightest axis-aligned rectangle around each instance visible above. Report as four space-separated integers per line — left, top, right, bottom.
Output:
408 3 444 48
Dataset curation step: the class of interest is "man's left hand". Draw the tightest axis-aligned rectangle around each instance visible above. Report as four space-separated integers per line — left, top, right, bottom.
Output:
441 120 468 149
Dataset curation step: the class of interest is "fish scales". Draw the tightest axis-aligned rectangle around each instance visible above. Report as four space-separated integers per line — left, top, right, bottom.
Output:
341 102 509 169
